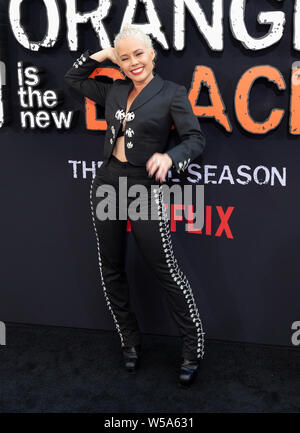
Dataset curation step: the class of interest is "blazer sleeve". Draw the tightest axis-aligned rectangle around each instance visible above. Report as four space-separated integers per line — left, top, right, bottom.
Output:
165 85 206 174
64 49 113 107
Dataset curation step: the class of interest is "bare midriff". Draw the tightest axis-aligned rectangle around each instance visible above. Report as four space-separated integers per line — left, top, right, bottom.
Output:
112 120 127 162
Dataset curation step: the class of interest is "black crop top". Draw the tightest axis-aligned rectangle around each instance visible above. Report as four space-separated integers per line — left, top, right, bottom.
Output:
116 126 125 138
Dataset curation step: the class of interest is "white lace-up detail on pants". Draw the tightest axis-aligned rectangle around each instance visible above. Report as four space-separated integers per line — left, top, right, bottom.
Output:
89 175 126 348
153 185 205 360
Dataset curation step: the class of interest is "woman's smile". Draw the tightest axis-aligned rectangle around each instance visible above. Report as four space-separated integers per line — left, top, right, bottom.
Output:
131 66 144 75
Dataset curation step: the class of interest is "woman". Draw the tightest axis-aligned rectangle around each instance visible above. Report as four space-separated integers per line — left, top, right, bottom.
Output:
64 24 206 388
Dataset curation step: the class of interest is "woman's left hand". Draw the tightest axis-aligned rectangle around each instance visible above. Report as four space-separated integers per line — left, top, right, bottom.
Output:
146 152 173 183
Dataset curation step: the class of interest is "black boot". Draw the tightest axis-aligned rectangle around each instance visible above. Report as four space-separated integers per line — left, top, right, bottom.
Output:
122 344 141 373
178 358 200 388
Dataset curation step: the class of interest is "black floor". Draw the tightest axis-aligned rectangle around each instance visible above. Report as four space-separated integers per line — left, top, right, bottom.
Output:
0 322 299 413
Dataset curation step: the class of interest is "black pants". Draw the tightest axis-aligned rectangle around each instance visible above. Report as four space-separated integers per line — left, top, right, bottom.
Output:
89 154 205 361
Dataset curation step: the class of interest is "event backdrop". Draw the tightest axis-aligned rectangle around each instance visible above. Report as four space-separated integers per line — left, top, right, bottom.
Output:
1 0 300 348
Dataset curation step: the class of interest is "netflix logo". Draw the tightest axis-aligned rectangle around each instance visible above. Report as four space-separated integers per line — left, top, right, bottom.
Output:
127 204 234 239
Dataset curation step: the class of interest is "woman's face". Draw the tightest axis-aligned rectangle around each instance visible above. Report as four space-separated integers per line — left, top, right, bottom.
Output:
116 37 155 84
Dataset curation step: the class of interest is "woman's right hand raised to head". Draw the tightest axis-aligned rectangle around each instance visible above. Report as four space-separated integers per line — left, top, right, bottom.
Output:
104 46 120 66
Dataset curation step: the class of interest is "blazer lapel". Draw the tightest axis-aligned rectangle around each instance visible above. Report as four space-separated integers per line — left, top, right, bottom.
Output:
118 73 164 113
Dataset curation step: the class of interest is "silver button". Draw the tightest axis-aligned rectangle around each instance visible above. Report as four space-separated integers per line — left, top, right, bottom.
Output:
127 141 133 149
125 127 134 137
125 112 135 122
115 109 126 121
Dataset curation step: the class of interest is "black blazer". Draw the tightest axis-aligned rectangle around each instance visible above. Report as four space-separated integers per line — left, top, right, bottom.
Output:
64 50 206 174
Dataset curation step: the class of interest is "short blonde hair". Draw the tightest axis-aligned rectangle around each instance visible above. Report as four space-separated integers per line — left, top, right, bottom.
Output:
114 24 156 62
